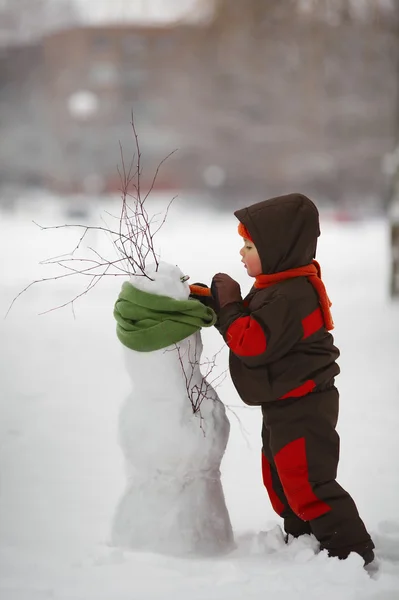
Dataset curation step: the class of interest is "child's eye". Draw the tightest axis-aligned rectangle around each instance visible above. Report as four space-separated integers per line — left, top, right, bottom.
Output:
245 246 252 250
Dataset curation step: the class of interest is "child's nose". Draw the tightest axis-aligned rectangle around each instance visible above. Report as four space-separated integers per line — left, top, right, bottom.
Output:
239 248 244 257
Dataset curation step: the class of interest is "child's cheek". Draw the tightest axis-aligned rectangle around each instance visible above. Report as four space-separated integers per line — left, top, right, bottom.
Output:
247 254 262 275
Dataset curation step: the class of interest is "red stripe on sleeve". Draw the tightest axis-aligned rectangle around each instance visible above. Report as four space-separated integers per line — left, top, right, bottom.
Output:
302 307 324 339
225 316 267 357
279 380 316 399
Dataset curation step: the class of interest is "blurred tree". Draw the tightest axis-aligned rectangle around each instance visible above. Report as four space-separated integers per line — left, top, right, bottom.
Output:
170 0 397 207
204 0 395 34
0 0 79 46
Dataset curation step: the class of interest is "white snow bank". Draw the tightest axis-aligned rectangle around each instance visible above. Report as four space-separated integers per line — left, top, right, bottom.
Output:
0 197 398 599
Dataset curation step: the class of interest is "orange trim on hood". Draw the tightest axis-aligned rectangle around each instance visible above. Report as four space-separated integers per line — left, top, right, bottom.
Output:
237 222 253 242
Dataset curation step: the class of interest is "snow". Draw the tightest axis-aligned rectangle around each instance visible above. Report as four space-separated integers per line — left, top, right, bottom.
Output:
0 195 399 599
129 261 191 300
67 91 99 121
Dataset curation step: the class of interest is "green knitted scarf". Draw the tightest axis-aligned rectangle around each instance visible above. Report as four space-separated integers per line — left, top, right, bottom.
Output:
114 281 217 352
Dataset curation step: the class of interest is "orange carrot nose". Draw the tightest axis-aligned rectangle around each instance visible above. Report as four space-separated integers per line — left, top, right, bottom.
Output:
189 284 212 297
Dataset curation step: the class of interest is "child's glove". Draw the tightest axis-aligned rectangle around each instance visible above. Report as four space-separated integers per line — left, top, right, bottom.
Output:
211 273 242 310
189 283 216 311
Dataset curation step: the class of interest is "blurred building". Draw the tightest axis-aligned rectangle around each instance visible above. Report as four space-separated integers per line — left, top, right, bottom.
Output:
0 5 398 211
41 24 186 193
0 41 48 187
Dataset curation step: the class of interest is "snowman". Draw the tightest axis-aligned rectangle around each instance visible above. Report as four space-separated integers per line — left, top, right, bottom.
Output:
111 261 234 555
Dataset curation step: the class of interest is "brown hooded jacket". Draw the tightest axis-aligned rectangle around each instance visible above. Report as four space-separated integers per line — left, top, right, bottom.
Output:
217 193 340 405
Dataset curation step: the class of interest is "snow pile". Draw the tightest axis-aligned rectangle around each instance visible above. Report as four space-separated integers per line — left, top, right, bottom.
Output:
0 198 398 599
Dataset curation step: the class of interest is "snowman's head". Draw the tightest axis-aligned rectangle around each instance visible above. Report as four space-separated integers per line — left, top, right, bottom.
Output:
129 261 190 301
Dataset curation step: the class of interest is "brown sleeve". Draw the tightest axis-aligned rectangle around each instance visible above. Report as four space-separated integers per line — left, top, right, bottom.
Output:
217 294 302 367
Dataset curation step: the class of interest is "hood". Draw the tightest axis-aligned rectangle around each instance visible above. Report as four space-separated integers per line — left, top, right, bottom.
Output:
234 193 320 274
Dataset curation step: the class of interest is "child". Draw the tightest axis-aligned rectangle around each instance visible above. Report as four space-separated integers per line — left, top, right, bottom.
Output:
190 193 375 565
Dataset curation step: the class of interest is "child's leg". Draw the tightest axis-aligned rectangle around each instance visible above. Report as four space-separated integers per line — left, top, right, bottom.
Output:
262 425 312 538
265 388 374 561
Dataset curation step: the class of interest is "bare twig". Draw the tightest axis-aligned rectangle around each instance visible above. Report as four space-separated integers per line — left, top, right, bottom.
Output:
171 339 243 437
7 116 177 316
170 339 248 439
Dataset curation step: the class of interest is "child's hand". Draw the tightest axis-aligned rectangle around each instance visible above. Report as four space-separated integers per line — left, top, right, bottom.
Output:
211 273 242 309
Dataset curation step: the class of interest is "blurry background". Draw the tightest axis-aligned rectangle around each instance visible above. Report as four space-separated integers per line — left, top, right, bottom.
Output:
0 0 398 204
1 0 399 294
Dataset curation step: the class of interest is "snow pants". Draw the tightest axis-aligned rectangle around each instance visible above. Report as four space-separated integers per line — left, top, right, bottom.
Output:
261 387 374 560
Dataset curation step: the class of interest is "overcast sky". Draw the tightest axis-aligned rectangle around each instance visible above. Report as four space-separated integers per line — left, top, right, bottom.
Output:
70 0 203 24
59 0 395 26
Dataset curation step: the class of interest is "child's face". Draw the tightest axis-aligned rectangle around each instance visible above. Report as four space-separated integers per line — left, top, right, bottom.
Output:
240 238 262 277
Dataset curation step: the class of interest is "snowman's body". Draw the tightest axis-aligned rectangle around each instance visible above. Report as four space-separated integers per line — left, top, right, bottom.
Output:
111 263 234 555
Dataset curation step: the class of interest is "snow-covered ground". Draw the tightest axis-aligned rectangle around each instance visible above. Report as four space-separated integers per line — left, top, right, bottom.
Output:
0 194 398 600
